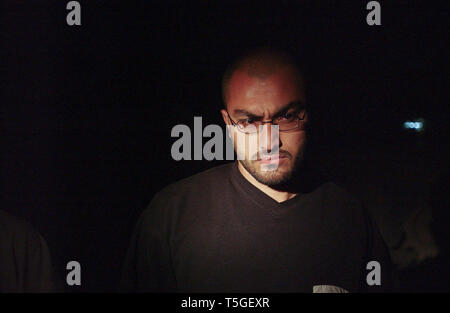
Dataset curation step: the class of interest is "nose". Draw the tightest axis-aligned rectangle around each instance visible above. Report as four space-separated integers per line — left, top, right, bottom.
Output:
259 122 279 154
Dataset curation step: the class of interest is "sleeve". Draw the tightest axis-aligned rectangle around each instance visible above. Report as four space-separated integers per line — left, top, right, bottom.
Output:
19 230 62 292
119 193 178 292
360 209 394 293
2 221 62 293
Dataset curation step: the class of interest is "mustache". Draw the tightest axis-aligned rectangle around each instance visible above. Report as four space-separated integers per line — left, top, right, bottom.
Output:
252 149 292 161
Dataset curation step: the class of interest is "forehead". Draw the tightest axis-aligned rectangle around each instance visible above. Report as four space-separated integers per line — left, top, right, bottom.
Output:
227 67 305 115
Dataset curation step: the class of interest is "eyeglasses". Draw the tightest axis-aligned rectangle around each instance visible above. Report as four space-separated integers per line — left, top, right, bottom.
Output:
226 109 307 134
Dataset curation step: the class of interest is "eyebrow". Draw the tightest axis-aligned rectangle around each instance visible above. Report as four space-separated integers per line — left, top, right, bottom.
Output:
232 100 304 118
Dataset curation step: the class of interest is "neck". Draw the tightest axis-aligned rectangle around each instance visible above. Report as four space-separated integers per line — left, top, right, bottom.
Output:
238 162 298 203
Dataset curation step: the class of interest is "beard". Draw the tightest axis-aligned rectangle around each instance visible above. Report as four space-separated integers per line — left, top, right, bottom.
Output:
239 149 304 187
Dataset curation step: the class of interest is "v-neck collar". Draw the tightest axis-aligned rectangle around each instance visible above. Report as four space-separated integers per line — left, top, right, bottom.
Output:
229 161 311 217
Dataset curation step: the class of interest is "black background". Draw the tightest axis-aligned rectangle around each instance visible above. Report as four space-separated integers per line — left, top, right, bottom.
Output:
1 1 448 292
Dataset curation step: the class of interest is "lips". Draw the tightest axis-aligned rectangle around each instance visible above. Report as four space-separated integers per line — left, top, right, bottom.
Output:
258 154 287 164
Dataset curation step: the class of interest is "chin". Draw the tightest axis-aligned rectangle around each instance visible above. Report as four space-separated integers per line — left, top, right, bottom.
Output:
243 160 294 187
255 170 293 187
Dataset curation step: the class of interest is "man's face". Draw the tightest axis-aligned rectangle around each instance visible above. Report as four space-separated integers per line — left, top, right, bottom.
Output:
221 66 308 187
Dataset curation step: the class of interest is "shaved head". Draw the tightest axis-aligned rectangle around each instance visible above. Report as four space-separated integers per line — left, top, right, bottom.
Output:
222 47 305 107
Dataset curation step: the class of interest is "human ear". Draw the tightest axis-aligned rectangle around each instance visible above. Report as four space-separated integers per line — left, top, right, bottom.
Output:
220 109 231 125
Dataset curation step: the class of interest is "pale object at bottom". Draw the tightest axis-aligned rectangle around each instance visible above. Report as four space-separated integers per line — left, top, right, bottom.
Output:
313 285 349 293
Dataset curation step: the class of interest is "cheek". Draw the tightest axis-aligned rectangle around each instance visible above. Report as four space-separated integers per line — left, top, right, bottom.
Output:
233 131 259 159
281 132 307 154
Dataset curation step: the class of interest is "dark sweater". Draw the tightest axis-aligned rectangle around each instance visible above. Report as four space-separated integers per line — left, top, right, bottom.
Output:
121 162 392 292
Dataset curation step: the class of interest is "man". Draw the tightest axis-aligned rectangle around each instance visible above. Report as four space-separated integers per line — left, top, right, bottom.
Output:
121 48 392 292
0 210 60 292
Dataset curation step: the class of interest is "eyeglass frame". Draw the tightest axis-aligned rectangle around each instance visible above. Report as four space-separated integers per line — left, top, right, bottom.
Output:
226 108 307 133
